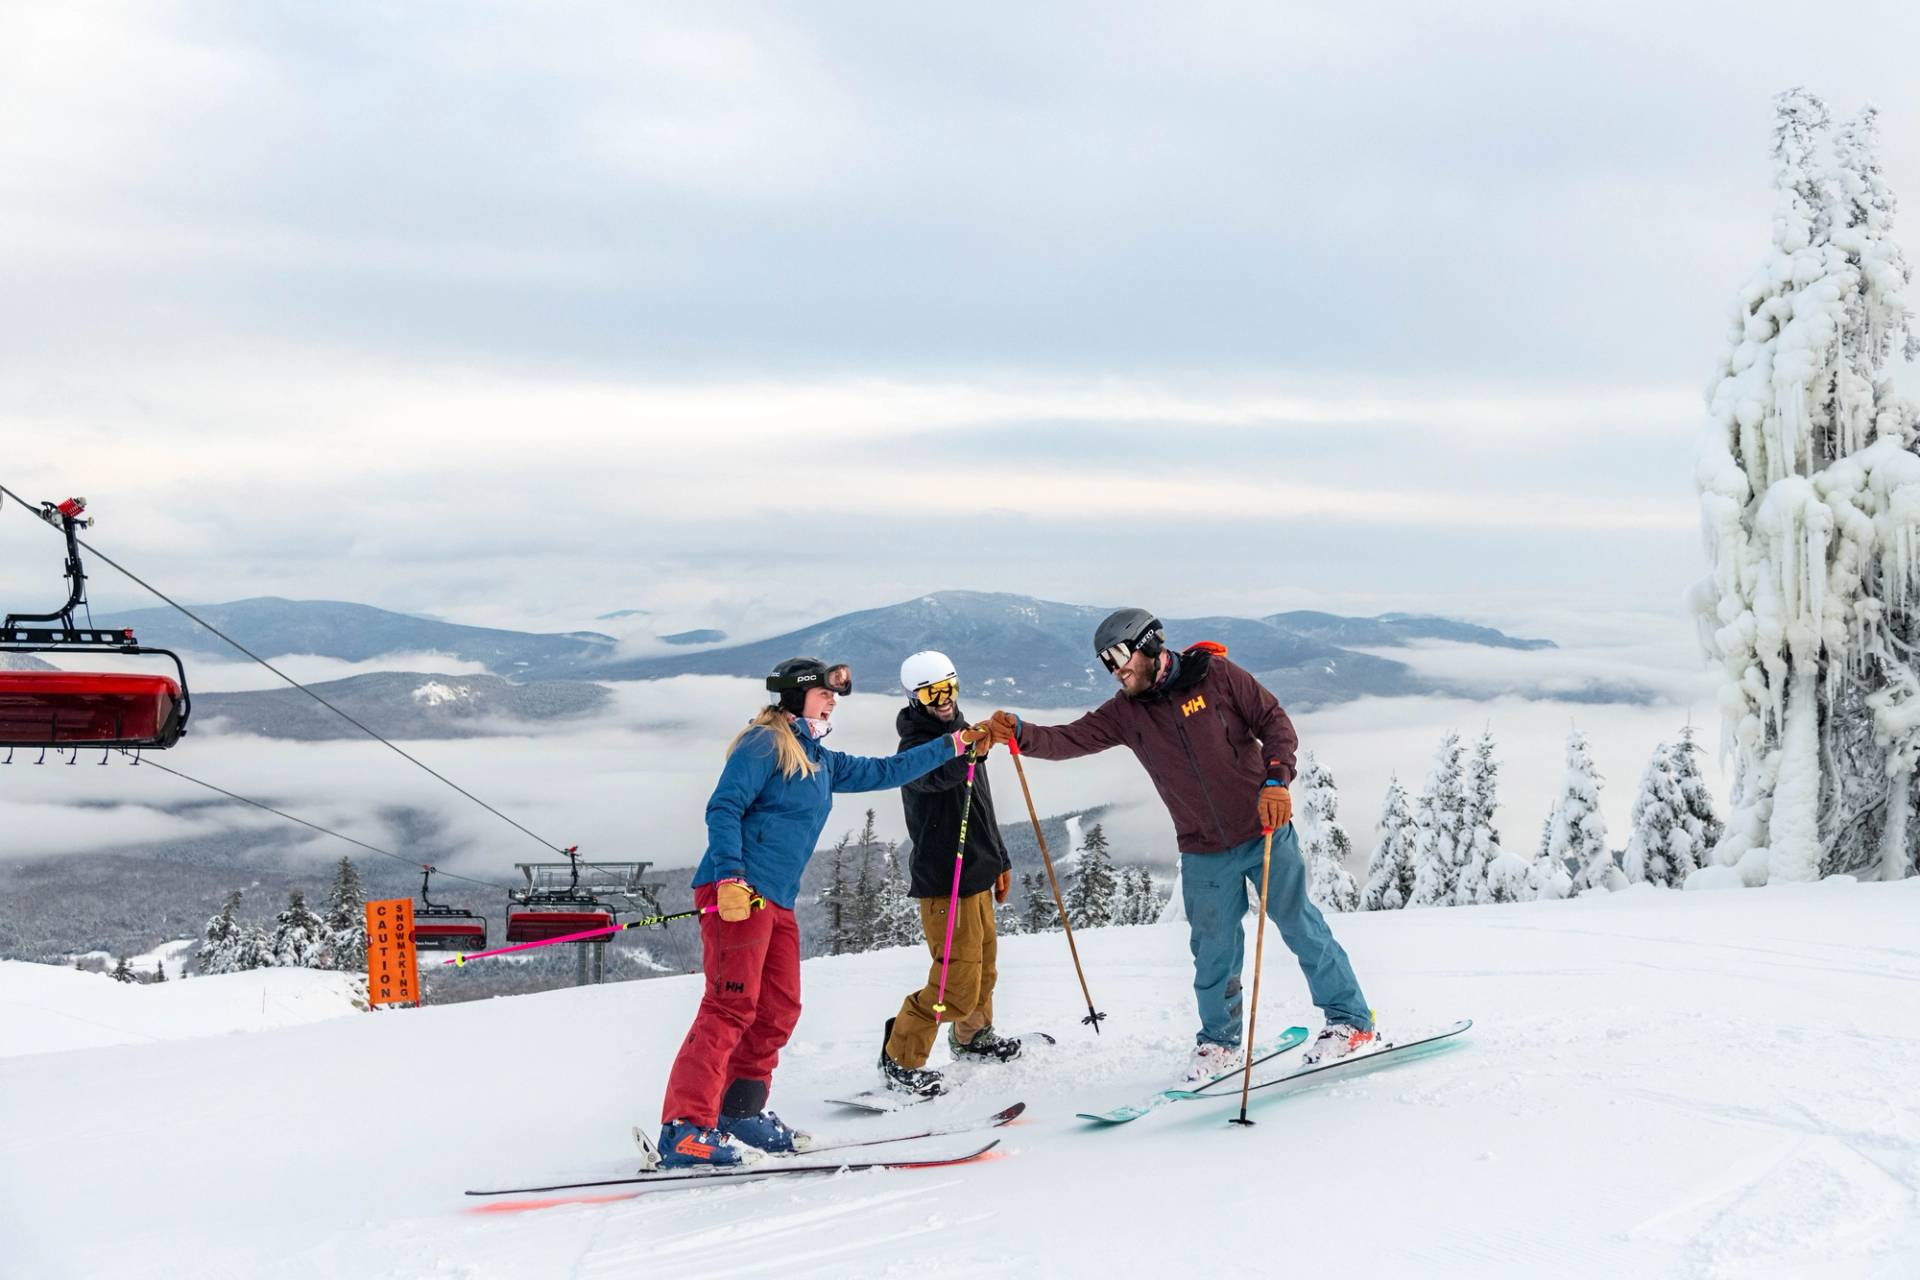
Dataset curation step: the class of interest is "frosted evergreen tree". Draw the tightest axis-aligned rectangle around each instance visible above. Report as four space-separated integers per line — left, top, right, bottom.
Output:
198 890 247 976
1294 751 1359 913
1065 823 1117 927
1360 777 1417 911
995 892 1025 937
1548 730 1621 894
1671 725 1728 867
847 810 884 952
151 962 167 983
1624 742 1686 886
110 956 135 984
1021 872 1057 933
321 857 367 972
1409 734 1469 907
273 889 327 968
816 832 854 955
1459 730 1524 904
875 842 920 949
1694 89 1920 885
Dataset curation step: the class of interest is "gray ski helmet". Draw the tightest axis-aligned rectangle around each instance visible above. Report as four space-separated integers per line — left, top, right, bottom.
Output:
1093 607 1165 671
766 656 853 714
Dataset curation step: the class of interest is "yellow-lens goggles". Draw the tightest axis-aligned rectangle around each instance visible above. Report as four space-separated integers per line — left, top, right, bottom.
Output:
913 678 959 707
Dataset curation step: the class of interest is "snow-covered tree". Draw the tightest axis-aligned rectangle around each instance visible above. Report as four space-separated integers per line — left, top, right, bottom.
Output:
273 889 327 968
1409 734 1469 907
320 857 367 972
1623 742 1687 887
1694 89 1920 885
198 890 247 976
1294 751 1359 913
1547 730 1621 895
816 831 854 955
1361 777 1417 911
1112 866 1160 924
995 891 1025 937
1459 730 1530 903
151 961 167 983
110 956 135 984
1021 872 1057 933
1066 823 1118 927
1671 725 1728 866
874 842 920 949
847 811 882 952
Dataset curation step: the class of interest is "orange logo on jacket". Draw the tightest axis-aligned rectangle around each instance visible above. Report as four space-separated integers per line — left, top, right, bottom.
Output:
1181 695 1207 717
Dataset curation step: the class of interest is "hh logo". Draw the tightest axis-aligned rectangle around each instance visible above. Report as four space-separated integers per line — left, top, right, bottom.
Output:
723 980 746 994
1181 695 1207 717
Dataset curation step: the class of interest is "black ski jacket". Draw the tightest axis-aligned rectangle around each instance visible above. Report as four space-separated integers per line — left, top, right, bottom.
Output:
897 699 1012 899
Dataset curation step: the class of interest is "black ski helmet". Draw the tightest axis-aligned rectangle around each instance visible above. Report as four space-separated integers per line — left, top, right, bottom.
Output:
1093 607 1165 671
766 656 853 714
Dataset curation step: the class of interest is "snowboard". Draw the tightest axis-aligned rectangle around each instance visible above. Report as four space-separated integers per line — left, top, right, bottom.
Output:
1074 1025 1309 1125
1168 1018 1473 1106
830 1031 1055 1112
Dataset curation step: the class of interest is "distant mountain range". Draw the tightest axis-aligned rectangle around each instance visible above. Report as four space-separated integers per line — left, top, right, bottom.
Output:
192 672 610 740
85 592 1591 716
104 599 616 674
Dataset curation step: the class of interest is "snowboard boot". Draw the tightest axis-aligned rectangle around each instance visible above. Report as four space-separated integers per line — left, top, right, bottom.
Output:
1301 1023 1377 1066
655 1119 762 1169
948 1022 1022 1064
715 1077 812 1153
879 1016 947 1097
1183 1039 1245 1085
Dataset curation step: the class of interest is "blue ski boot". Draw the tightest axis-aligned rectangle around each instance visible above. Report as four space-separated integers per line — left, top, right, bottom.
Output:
715 1077 813 1153
656 1119 761 1169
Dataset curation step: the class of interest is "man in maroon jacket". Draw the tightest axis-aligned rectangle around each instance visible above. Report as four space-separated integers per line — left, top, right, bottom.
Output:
983 608 1374 1083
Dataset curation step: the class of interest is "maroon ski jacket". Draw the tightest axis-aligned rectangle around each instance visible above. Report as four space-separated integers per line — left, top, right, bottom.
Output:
1012 646 1297 856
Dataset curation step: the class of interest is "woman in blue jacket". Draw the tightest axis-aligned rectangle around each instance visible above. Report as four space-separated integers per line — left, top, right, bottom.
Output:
654 656 992 1168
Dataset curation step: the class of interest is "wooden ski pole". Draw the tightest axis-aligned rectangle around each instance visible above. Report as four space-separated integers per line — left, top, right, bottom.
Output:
1006 734 1107 1032
1231 827 1276 1126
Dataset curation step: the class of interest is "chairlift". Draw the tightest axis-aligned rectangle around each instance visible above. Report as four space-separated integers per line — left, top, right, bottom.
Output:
504 845 623 943
411 865 488 952
0 497 189 752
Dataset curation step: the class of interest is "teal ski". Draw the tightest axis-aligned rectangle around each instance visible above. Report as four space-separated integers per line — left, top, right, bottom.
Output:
1168 1018 1472 1106
1075 1025 1309 1125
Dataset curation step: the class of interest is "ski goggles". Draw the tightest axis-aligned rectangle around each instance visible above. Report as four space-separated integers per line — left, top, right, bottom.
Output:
767 662 853 697
912 677 959 708
1098 641 1140 672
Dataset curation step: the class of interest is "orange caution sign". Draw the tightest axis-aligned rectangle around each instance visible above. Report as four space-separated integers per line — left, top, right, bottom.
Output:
365 898 419 1007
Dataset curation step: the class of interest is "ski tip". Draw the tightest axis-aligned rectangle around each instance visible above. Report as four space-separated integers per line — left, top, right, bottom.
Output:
992 1101 1028 1124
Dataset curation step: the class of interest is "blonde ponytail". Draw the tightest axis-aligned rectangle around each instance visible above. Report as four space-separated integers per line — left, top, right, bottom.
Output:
727 706 818 779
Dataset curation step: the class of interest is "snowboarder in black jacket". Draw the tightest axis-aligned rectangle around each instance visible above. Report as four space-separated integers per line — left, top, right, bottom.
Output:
877 651 1022 1096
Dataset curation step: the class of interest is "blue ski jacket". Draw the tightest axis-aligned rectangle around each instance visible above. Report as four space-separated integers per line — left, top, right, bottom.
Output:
693 721 959 910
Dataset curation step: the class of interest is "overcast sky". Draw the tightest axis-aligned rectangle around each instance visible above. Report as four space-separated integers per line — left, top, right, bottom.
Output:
4 1 1918 646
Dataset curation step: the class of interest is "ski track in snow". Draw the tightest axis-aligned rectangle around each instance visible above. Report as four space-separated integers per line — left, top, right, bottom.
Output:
3 881 1920 1278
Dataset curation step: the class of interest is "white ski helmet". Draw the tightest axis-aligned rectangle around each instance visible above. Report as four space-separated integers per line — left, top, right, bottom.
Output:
900 649 957 695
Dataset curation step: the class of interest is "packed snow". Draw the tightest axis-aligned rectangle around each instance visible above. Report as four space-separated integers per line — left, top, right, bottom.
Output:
3 880 1916 1278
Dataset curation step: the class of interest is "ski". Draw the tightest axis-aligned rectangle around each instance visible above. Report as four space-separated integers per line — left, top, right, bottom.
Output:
832 1032 1055 1112
1168 1018 1473 1105
1074 1025 1310 1125
466 1138 1003 1201
622 1100 1024 1165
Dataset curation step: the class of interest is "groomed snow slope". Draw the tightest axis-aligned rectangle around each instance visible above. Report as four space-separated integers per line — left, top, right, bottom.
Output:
3 880 1917 1279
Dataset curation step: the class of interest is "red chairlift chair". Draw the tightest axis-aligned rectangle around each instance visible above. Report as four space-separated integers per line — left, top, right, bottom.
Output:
505 846 618 943
410 866 489 952
0 497 190 756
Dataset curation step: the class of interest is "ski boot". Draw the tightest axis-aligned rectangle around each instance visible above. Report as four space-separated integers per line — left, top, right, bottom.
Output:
715 1076 812 1153
880 1016 947 1097
1183 1039 1244 1085
654 1119 762 1170
948 1022 1023 1064
1301 1023 1377 1066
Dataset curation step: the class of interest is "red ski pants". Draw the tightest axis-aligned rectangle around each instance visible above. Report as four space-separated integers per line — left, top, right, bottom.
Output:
659 882 802 1127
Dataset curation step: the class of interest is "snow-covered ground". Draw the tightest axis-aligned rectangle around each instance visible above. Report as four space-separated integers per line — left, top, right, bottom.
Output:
3 881 1917 1279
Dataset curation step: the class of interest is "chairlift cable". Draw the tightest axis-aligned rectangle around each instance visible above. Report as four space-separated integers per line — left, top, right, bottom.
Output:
132 754 516 893
0 482 570 859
